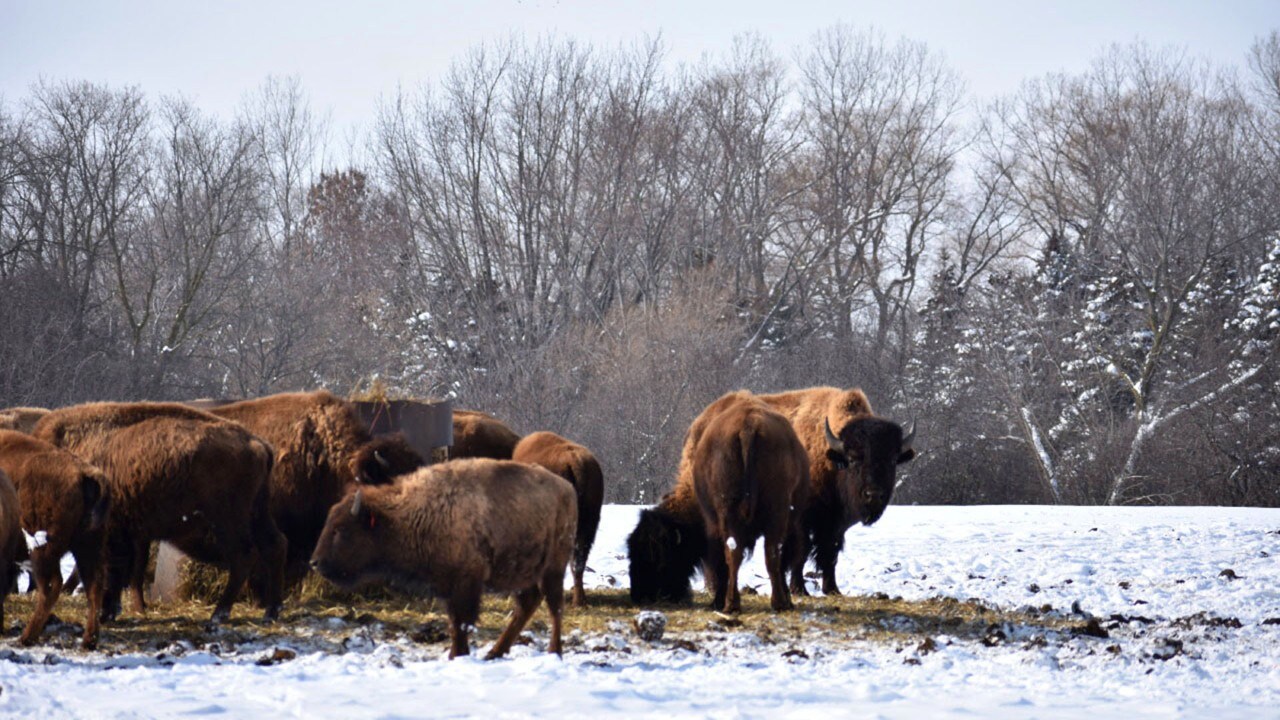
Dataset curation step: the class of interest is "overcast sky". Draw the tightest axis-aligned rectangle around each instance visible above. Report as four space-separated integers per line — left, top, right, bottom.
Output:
3 0 1276 138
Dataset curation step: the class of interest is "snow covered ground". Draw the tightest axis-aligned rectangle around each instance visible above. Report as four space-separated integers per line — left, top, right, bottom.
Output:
2 504 1278 718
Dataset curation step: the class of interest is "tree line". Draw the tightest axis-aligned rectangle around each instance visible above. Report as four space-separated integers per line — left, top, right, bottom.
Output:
2 28 1277 506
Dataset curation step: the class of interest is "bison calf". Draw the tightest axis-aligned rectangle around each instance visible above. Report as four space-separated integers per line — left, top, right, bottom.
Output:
0 430 111 648
311 459 576 660
512 431 604 606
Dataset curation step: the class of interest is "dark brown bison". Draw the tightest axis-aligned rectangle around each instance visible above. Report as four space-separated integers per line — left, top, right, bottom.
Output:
33 402 287 623
628 391 809 612
0 468 28 634
208 391 426 583
0 407 49 433
512 431 604 606
451 409 521 459
0 430 111 647
311 459 576 660
756 387 915 596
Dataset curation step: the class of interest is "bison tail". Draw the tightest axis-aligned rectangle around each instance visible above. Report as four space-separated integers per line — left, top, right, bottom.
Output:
83 473 111 532
738 426 760 527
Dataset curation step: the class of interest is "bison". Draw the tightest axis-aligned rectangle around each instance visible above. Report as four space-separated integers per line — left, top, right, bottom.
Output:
0 468 27 635
628 391 809 612
33 402 287 623
451 409 521 459
0 430 111 647
512 431 604 606
208 391 426 584
311 459 576 660
0 406 49 434
756 387 915 596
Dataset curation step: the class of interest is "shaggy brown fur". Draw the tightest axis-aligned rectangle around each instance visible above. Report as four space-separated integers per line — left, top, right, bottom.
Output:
513 431 605 606
628 392 753 605
757 387 915 595
691 395 810 613
311 459 576 660
628 392 809 611
0 468 28 634
0 407 50 434
33 403 286 623
451 409 521 459
209 391 425 584
0 430 111 647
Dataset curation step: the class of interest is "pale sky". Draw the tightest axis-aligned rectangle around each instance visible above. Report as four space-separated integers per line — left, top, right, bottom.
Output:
3 0 1277 139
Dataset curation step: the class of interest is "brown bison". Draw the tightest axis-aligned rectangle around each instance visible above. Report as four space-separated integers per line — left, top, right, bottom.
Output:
311 459 576 660
756 387 915 596
628 391 809 612
0 407 49 433
451 409 521 459
0 430 111 647
208 391 426 583
0 468 28 634
33 402 287 623
512 431 604 606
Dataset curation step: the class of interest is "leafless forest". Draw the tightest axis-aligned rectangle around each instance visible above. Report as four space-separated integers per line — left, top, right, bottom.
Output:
1 28 1277 506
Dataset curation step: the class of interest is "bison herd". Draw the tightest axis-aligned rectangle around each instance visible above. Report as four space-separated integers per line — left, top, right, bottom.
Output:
0 386 914 659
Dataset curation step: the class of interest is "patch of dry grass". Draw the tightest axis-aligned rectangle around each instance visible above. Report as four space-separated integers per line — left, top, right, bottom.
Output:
3 585 1087 657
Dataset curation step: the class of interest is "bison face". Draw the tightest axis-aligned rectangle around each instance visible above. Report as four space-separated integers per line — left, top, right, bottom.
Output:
825 417 915 526
310 490 385 588
627 508 706 605
350 434 426 485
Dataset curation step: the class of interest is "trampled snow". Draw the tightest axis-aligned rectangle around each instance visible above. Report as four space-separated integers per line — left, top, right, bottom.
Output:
2 505 1278 718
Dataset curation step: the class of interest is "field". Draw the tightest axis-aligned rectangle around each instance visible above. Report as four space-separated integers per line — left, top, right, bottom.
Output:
2 505 1278 718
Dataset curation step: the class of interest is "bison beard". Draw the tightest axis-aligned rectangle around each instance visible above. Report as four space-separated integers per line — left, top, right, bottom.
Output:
310 459 575 660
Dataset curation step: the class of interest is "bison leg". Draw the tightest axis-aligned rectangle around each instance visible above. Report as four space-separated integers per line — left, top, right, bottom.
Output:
249 487 287 621
703 550 728 610
723 537 745 614
446 584 482 659
813 529 843 596
542 567 566 657
764 533 793 612
71 536 106 649
486 586 542 660
19 547 64 646
785 523 811 597
127 538 150 614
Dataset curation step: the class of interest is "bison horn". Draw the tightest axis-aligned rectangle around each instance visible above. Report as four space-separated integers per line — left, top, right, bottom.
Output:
902 420 916 450
374 450 391 471
824 418 845 454
351 490 364 517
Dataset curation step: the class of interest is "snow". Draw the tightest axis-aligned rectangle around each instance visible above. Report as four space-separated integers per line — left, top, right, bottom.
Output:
3 505 1279 718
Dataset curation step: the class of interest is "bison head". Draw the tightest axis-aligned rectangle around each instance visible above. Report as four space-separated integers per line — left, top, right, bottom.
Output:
627 507 707 605
824 416 915 526
350 433 426 485
310 489 386 588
